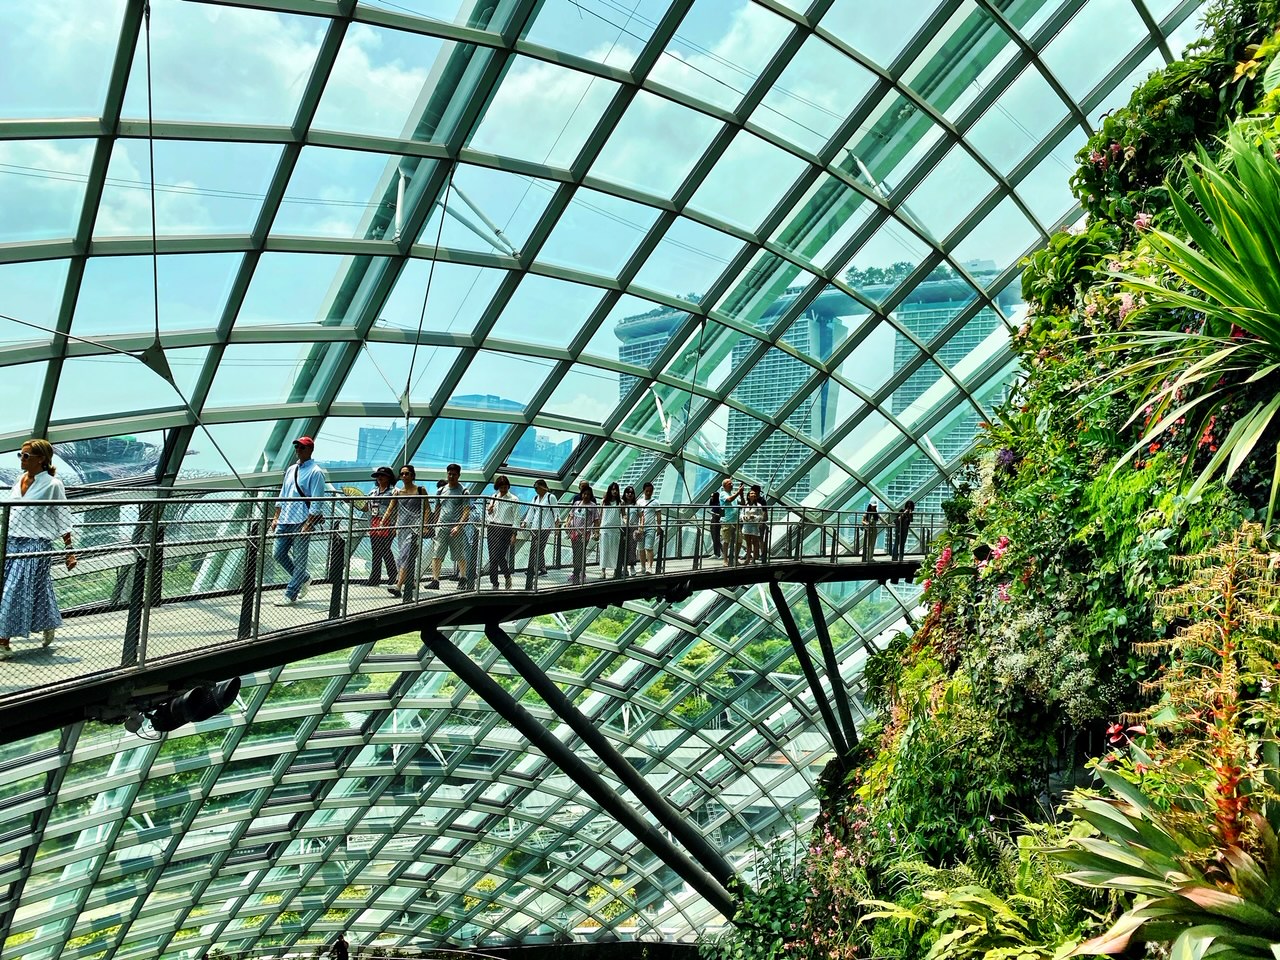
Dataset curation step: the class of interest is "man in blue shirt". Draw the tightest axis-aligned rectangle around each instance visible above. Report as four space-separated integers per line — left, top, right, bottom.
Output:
271 436 329 605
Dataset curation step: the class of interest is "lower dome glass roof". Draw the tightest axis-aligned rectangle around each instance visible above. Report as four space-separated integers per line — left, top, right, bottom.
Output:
0 0 1204 956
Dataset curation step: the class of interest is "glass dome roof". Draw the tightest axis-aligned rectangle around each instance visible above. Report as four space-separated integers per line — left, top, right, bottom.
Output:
0 0 1203 957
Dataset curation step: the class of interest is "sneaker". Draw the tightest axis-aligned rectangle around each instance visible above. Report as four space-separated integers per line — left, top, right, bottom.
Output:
298 580 311 599
0 645 10 661
425 580 440 591
41 629 54 648
275 595 297 607
388 587 401 597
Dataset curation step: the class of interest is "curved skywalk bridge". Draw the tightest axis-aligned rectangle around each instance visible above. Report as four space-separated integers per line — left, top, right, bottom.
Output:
0 492 932 739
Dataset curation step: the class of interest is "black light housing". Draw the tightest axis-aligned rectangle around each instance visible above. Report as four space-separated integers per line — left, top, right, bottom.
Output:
148 678 241 733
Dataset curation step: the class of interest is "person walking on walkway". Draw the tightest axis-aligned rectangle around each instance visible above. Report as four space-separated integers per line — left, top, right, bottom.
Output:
362 466 398 586
523 479 557 577
271 436 328 606
565 481 598 584
0 439 75 658
862 500 880 562
719 479 744 567
741 485 766 564
330 931 349 960
598 482 624 579
486 474 520 589
892 499 915 561
384 465 427 599
636 481 661 574
621 485 639 575
428 463 471 590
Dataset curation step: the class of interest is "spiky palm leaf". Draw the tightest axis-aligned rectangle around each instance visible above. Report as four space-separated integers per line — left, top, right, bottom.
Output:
1102 124 1280 525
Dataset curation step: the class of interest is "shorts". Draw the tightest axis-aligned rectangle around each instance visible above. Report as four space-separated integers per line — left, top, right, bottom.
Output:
433 529 466 563
642 528 658 552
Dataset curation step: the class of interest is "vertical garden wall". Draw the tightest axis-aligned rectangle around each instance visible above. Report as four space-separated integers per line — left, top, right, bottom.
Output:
702 2 1280 958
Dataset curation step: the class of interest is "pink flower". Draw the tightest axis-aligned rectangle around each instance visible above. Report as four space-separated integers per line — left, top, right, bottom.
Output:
1118 292 1136 320
934 545 952 576
1084 301 1098 317
997 582 1012 602
1090 150 1105 165
922 578 932 591
1134 211 1153 231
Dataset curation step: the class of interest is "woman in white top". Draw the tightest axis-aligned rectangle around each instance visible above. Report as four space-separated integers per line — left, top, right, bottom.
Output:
485 474 521 589
522 479 557 577
1 439 76 658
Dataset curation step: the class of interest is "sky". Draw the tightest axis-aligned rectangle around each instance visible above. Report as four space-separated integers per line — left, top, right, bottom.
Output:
0 0 1188 487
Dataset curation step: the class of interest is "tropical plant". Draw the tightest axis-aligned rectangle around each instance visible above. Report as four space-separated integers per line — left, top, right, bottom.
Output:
1056 763 1280 958
1104 123 1280 524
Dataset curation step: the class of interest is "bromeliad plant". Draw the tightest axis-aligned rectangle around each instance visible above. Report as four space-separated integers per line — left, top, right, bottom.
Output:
1103 123 1280 525
1054 524 1280 957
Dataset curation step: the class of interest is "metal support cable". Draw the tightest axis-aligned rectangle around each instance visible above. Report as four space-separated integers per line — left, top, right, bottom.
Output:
422 626 737 919
483 621 737 888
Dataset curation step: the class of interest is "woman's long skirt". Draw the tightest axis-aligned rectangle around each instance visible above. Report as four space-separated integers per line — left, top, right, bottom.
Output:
0 537 63 638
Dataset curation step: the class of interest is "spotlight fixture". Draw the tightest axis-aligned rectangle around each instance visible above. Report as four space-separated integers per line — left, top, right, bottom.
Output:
132 678 242 735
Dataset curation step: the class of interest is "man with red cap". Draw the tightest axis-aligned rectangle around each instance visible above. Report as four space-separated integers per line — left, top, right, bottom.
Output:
270 436 328 605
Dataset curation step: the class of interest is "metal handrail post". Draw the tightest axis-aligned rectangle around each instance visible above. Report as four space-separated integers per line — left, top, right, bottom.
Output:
136 499 166 669
250 496 272 640
340 497 355 617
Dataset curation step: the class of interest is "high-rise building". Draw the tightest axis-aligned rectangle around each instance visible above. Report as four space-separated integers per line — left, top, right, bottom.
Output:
883 264 1019 511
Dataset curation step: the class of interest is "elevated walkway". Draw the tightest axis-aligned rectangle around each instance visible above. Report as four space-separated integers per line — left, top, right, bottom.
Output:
0 492 932 740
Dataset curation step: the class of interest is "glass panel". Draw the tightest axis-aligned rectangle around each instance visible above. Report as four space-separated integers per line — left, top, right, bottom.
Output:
0 140 94 243
337 342 462 407
535 188 658 280
540 362 623 425
47 430 167 486
1016 134 1082 230
418 165 553 257
687 130 805 233
0 259 68 347
1040 1 1148 101
313 417 421 473
769 172 874 271
485 275 604 349
754 35 877 154
49 347 206 423
967 64 1066 175
650 0 792 114
590 90 721 198
446 351 550 412
121 2 321 126
312 25 449 138
272 148 410 240
237 253 388 328
73 253 240 337
835 217 932 305
94 139 278 238
821 0 936 68
468 56 618 170
951 195 1040 273
204 343 337 408
379 260 508 334
1 0 126 119
630 217 741 303
904 144 996 243
523 0 671 72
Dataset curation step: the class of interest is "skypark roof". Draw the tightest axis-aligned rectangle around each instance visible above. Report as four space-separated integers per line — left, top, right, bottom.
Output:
0 0 1204 957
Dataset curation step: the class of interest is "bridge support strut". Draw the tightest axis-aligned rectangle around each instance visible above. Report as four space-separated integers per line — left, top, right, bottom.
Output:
421 626 738 919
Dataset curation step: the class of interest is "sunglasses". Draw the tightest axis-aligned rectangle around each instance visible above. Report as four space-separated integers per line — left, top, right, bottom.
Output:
17 452 38 460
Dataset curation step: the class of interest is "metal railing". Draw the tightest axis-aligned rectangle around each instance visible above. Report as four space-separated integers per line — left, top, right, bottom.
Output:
0 491 937 695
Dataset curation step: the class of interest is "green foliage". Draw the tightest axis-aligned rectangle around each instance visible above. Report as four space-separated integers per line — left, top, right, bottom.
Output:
700 840 813 960
1107 123 1280 525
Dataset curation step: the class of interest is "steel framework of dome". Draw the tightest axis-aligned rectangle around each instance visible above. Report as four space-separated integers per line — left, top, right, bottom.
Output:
0 0 1204 957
